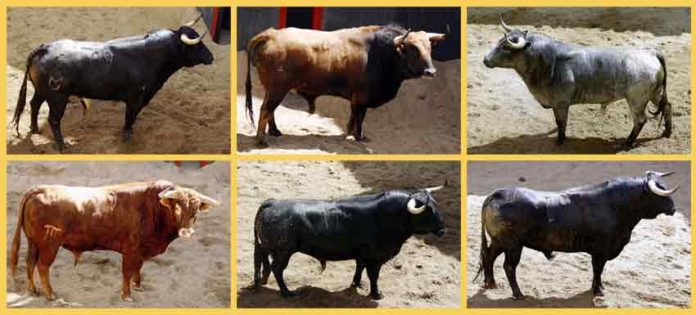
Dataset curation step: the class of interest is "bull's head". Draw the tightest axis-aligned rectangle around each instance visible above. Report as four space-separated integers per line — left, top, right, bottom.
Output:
406 180 447 237
175 15 214 66
483 16 531 69
394 28 446 79
159 187 221 238
642 171 679 218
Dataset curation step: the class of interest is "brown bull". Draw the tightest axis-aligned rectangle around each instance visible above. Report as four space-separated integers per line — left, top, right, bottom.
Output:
245 25 446 147
9 180 221 301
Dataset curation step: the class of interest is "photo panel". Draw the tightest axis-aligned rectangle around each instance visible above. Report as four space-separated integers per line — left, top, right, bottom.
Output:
6 161 231 308
466 161 691 308
236 160 461 307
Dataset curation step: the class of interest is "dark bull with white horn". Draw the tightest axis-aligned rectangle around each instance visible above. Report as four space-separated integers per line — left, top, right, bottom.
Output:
12 13 214 152
483 16 671 149
253 180 448 299
477 171 679 299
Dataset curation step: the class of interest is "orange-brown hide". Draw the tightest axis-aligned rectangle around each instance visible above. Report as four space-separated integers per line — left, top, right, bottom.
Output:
10 180 184 301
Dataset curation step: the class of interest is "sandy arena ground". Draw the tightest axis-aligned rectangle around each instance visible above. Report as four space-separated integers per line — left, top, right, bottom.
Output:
6 8 230 154
6 162 231 308
236 51 461 154
466 162 691 308
467 8 691 154
236 161 461 307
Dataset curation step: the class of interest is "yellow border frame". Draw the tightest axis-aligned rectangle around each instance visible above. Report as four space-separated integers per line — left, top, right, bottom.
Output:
0 1 693 314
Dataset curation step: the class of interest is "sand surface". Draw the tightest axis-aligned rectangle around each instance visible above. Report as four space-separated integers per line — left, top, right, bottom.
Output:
236 51 461 154
466 161 691 308
6 162 231 308
467 8 691 154
6 8 230 154
236 161 461 307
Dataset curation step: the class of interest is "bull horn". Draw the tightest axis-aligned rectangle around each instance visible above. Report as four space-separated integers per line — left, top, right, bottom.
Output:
184 14 204 27
198 193 221 207
159 189 184 200
407 198 426 215
425 179 448 193
395 29 412 46
648 179 680 197
506 34 526 49
500 15 513 33
647 170 675 178
180 31 206 45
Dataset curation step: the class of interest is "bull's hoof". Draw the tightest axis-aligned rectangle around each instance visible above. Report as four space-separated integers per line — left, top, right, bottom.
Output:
268 129 283 137
555 137 565 145
30 126 39 134
255 139 269 148
351 281 364 289
662 129 672 138
27 286 40 296
132 285 144 292
483 282 498 290
346 135 357 141
280 290 295 298
120 294 134 302
512 294 526 300
54 143 66 152
45 293 56 301
369 291 384 300
593 289 604 297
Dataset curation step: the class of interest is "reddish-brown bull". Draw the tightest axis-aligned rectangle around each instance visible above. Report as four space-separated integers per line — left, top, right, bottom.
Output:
245 25 446 147
9 180 221 301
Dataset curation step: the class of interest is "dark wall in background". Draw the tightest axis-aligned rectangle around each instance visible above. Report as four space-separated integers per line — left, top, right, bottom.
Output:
237 7 460 61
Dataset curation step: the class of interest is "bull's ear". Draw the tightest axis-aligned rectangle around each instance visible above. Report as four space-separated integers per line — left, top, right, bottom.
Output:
198 193 221 212
427 33 446 46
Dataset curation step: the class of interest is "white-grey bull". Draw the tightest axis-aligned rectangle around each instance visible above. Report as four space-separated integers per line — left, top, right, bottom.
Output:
483 18 671 148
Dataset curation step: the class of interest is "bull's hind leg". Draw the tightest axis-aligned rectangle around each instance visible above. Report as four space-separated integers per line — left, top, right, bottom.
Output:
270 252 293 297
123 98 146 143
483 241 504 289
626 98 648 148
36 245 59 301
552 106 569 145
256 90 288 147
46 94 69 152
299 92 317 114
25 240 39 295
351 260 365 288
503 246 525 300
253 245 271 289
29 93 45 134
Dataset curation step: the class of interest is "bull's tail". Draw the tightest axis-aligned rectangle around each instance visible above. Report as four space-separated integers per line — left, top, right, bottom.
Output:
12 46 44 136
245 34 270 128
650 51 670 118
474 195 493 281
10 188 35 277
253 200 274 288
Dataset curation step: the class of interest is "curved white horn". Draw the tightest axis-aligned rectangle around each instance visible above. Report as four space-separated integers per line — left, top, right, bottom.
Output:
649 170 675 178
198 193 221 206
184 14 204 27
648 179 680 197
180 31 205 45
500 15 513 33
425 180 448 193
506 34 526 49
407 198 426 215
159 189 184 200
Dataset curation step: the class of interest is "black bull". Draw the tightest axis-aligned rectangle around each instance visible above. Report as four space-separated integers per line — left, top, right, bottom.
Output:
476 171 679 299
12 17 213 151
253 183 447 300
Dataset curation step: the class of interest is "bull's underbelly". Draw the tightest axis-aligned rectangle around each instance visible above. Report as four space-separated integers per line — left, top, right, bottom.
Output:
524 228 592 253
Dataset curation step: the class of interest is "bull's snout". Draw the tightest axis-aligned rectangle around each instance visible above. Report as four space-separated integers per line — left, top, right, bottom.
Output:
435 228 446 237
204 54 214 65
666 208 677 216
178 228 195 238
483 57 493 68
423 68 437 78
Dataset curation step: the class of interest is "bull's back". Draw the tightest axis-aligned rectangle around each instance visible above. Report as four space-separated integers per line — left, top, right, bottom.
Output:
251 27 370 96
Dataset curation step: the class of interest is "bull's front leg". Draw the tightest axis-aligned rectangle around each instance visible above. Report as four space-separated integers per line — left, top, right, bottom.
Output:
132 260 145 291
366 263 383 300
552 106 569 145
346 103 367 141
591 255 607 296
120 254 142 301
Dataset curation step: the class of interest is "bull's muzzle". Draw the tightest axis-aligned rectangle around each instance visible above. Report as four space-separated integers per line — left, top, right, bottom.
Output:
483 57 494 68
423 68 437 78
178 228 195 239
435 228 446 237
666 208 677 216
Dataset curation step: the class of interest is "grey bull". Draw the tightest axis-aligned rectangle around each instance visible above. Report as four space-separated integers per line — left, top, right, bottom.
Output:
483 18 671 148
